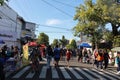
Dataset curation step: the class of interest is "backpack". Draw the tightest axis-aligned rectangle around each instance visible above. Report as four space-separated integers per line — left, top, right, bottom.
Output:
97 53 104 61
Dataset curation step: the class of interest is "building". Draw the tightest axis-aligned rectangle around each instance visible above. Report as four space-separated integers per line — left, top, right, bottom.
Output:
21 21 36 44
0 3 36 48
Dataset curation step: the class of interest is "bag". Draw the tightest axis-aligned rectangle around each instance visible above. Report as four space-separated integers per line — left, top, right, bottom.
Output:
97 54 103 61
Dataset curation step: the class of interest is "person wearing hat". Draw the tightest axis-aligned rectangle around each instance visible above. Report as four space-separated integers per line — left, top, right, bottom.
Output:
115 52 120 74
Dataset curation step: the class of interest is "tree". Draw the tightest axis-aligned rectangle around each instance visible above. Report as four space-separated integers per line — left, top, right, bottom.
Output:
113 35 120 47
66 39 77 49
73 0 120 48
73 0 103 49
52 39 59 48
0 0 8 5
70 39 77 49
37 33 49 46
59 35 68 48
96 0 120 36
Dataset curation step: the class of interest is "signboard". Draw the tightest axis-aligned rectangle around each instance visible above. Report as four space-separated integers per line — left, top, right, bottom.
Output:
0 30 16 41
21 30 33 38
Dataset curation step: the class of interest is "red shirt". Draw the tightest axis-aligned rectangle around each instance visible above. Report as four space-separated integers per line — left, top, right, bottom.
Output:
66 51 71 59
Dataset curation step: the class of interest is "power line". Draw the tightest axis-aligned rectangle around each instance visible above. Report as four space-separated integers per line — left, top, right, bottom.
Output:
41 0 73 17
0 8 72 32
14 0 30 20
37 24 72 31
35 30 71 33
52 0 75 8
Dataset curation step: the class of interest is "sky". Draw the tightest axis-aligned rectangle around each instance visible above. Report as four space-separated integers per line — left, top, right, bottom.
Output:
7 0 83 43
7 0 111 44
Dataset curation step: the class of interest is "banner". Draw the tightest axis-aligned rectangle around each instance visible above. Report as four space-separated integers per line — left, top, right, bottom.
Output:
0 30 16 41
23 44 29 60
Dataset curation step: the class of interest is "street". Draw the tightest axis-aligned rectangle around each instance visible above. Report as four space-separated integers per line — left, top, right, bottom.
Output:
5 57 120 80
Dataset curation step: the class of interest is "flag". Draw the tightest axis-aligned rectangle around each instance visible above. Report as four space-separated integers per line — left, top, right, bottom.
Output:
23 44 29 60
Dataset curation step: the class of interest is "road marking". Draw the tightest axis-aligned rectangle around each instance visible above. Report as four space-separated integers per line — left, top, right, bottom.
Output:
76 68 96 80
102 70 120 79
12 66 30 78
108 70 117 74
68 67 83 79
52 67 59 78
5 71 12 78
26 72 35 78
39 66 47 78
83 68 106 80
59 67 71 79
92 69 117 80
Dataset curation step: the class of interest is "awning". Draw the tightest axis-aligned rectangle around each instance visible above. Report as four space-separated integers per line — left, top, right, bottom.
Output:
79 42 91 48
28 42 37 46
0 40 5 44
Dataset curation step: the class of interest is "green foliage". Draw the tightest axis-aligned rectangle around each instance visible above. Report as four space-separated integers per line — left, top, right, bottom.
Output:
66 39 77 49
96 0 120 36
59 35 68 48
37 33 49 46
0 0 4 5
70 39 77 49
66 44 72 49
103 30 113 42
52 39 59 48
113 35 120 47
73 0 120 49
73 0 103 37
0 0 8 5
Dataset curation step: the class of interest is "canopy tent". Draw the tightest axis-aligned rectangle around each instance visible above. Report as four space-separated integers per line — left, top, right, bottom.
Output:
28 42 37 46
79 42 91 48
40 44 46 48
0 40 5 44
28 42 46 48
111 47 120 52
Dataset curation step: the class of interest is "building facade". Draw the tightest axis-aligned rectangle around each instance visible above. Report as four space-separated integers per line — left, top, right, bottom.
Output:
0 3 36 48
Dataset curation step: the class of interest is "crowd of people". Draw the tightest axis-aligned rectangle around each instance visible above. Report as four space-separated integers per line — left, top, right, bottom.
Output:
0 44 120 80
77 47 120 74
0 45 22 80
29 44 73 72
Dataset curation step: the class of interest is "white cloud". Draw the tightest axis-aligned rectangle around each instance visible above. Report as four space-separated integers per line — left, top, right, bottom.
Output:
46 19 62 25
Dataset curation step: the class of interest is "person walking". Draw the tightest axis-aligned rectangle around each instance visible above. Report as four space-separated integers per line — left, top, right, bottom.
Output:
0 61 5 80
82 48 88 63
0 48 5 80
46 45 53 69
103 49 110 69
96 49 104 70
115 52 120 74
93 48 98 67
53 45 60 67
66 49 72 68
78 47 83 63
29 47 39 73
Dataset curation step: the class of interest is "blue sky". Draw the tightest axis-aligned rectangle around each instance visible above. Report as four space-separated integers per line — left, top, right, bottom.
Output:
7 0 82 43
7 0 111 43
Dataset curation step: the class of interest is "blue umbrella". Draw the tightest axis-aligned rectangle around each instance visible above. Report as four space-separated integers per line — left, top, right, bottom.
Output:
79 42 91 48
0 40 5 44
